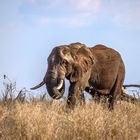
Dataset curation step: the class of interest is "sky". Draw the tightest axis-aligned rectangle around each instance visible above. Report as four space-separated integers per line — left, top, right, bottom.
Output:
0 0 140 96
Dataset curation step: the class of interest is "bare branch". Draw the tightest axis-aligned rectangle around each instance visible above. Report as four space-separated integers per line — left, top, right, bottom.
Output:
123 84 140 88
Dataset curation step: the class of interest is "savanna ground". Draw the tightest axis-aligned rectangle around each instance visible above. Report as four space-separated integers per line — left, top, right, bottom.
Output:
0 80 140 140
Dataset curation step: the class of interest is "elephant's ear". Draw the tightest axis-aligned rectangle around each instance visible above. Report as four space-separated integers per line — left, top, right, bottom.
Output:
70 63 82 82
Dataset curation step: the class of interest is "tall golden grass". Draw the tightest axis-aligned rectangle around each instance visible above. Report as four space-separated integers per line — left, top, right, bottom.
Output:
0 99 140 140
0 79 140 140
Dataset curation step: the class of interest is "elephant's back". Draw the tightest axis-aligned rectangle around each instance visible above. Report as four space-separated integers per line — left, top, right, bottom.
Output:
90 44 118 53
90 44 122 61
91 44 108 50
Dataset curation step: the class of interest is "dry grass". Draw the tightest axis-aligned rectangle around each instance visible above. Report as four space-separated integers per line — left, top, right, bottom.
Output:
0 79 140 140
0 100 140 140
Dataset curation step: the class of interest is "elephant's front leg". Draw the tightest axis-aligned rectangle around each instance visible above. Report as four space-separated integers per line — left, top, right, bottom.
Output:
67 82 85 109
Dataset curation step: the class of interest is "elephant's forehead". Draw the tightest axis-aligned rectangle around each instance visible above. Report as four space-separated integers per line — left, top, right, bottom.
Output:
51 46 70 56
48 49 61 62
48 53 61 63
52 46 69 54
48 46 74 64
49 54 56 61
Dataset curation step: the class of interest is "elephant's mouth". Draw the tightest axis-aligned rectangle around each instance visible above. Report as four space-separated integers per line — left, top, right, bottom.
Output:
49 79 65 99
56 79 65 95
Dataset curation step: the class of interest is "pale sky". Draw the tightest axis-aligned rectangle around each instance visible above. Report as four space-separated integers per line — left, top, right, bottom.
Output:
0 0 140 95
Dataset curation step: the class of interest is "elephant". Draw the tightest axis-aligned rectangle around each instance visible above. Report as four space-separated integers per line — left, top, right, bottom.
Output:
31 42 125 110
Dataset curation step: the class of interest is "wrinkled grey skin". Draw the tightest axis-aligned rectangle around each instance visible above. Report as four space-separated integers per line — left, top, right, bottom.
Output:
31 44 77 100
31 42 125 110
31 43 89 102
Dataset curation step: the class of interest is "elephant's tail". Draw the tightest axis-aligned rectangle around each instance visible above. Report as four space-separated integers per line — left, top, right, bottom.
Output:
30 81 45 90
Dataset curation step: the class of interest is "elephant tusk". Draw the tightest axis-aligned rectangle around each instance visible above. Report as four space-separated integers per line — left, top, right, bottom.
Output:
30 81 45 90
56 80 63 90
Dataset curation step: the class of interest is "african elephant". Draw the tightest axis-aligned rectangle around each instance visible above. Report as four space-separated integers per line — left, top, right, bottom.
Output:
31 42 125 110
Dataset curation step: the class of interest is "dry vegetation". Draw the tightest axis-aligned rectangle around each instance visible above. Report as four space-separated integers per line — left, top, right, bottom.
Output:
0 80 140 140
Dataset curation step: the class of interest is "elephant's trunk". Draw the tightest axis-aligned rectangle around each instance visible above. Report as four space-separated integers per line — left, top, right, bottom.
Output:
31 69 65 99
45 70 65 99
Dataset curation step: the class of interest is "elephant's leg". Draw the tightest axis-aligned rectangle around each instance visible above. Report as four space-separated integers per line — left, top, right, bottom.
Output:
108 95 114 110
67 82 85 109
94 92 101 103
109 62 125 110
108 72 123 111
67 93 85 108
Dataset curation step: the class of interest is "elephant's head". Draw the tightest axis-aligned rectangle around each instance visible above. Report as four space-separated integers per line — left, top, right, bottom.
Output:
31 42 94 99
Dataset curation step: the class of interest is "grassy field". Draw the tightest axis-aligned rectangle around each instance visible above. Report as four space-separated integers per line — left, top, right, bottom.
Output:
0 81 140 140
0 99 140 140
